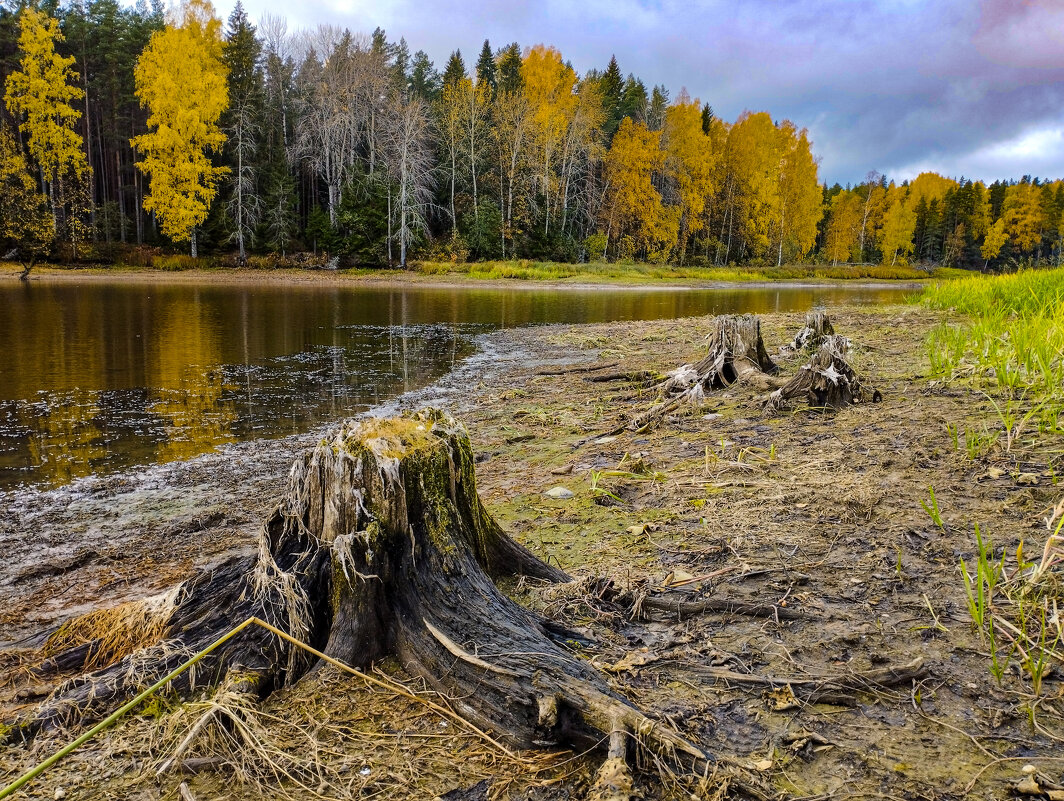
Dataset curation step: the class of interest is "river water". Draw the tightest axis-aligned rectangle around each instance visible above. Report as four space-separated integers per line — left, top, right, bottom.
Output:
0 279 912 490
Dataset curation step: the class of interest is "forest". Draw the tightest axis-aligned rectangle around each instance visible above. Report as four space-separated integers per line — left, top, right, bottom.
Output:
1 0 1062 272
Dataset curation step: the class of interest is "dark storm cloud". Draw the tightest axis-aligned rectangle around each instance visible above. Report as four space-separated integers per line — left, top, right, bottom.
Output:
239 0 1064 184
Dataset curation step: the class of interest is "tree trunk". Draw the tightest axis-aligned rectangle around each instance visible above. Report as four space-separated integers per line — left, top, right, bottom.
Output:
190 228 197 258
12 410 732 795
628 315 782 431
765 335 878 412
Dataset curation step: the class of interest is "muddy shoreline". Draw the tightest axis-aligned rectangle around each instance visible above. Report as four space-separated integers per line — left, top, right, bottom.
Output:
3 304 1063 800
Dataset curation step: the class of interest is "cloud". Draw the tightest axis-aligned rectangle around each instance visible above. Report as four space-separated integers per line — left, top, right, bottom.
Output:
233 0 1064 184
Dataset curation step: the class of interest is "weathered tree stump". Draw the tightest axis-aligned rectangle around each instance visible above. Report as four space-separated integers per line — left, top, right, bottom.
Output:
783 310 834 354
629 315 782 431
764 335 877 412
13 409 731 795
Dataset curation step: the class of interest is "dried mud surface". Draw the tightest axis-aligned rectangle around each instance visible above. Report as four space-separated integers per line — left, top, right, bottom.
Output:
2 304 1063 800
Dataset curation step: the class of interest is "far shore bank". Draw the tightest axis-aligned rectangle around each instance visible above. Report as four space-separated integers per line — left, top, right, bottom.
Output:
0 261 930 292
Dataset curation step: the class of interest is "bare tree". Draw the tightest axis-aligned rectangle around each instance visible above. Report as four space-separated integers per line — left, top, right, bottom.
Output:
383 97 434 267
225 102 262 261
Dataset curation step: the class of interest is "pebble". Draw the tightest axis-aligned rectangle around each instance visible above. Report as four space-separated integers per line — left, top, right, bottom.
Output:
544 486 574 499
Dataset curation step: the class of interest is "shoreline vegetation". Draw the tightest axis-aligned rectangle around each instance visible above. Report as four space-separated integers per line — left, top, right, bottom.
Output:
2 268 1063 798
0 258 969 286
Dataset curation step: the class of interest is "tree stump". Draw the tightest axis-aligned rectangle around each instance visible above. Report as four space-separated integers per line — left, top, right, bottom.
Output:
785 310 834 354
629 315 781 431
13 409 722 794
764 335 876 412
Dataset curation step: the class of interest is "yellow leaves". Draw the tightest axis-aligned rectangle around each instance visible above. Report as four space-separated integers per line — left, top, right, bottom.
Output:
132 0 228 245
825 191 862 264
907 172 956 208
0 125 53 260
1002 182 1045 253
663 94 714 255
981 218 1008 261
878 186 917 265
522 45 576 147
605 118 676 259
4 7 87 183
777 124 822 258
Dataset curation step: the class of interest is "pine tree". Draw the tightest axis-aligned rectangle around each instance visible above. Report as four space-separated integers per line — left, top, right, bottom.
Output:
132 0 229 256
496 42 521 94
599 55 622 139
391 36 409 94
647 84 668 131
619 74 647 123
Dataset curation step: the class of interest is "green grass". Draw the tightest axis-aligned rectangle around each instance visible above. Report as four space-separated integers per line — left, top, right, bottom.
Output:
413 259 962 283
923 267 1064 693
923 267 1064 434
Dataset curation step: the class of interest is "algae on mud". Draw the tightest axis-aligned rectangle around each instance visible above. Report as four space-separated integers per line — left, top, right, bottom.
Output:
2 301 1064 800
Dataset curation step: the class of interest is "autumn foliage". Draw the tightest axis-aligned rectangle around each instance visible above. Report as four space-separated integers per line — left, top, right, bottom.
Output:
0 2 1061 270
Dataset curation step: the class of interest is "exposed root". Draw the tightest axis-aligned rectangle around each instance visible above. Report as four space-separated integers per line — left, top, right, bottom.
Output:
764 335 877 412
10 409 754 798
626 315 783 432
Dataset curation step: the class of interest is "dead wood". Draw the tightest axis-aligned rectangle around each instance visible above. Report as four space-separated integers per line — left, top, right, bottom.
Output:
627 315 784 432
10 409 761 796
764 335 878 412
684 656 928 706
781 311 835 355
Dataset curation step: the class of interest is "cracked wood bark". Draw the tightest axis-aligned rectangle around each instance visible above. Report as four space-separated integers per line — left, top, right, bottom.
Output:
12 409 741 797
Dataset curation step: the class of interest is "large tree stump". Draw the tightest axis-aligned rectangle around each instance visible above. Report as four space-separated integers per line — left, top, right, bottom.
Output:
629 315 781 431
764 335 877 412
12 409 725 795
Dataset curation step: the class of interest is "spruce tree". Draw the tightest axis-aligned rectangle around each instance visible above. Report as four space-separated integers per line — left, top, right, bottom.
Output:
474 38 495 94
408 49 439 101
496 42 521 94
441 49 465 88
599 55 622 139
221 1 264 260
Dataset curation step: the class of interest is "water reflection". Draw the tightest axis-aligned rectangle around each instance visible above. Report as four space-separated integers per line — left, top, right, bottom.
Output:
0 279 911 489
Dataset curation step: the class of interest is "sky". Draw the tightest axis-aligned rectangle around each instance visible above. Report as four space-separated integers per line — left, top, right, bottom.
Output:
232 0 1064 186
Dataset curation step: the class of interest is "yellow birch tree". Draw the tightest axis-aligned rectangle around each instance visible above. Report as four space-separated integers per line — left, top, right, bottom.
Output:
4 7 90 244
521 45 576 235
877 185 917 266
133 0 229 256
603 117 676 261
663 91 714 264
0 124 53 278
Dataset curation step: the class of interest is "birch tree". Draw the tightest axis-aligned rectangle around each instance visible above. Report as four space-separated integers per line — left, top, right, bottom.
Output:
383 97 434 267
132 0 228 256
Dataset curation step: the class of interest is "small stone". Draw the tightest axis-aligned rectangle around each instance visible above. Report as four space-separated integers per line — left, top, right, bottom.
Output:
54 790 67 801
544 486 574 499
1018 473 1039 485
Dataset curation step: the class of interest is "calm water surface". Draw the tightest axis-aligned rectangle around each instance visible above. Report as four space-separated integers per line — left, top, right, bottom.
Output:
0 279 911 489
